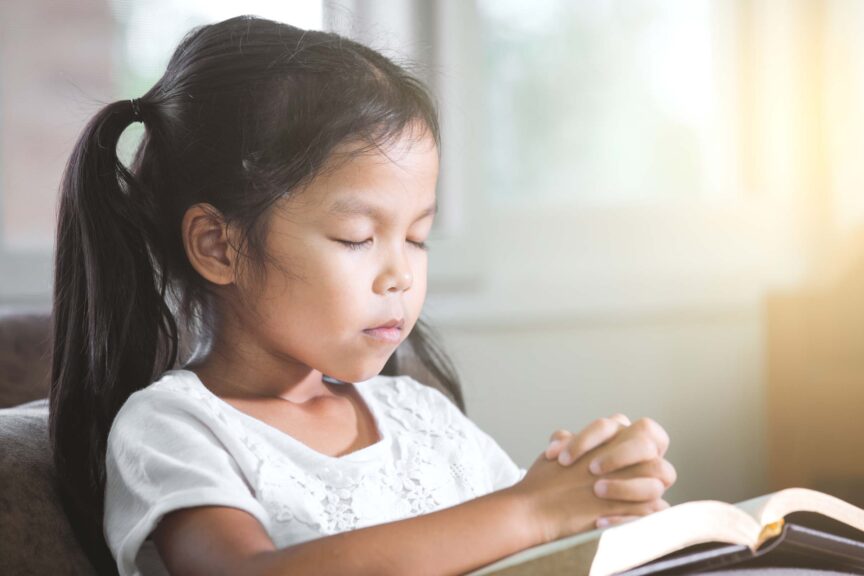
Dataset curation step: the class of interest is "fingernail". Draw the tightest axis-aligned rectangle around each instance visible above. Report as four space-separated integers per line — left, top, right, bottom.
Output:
589 459 603 475
596 517 610 529
594 480 609 497
545 440 562 457
557 450 572 466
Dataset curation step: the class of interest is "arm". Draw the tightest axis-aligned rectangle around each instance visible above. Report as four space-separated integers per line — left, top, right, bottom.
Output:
149 394 675 576
155 485 538 576
155 434 671 576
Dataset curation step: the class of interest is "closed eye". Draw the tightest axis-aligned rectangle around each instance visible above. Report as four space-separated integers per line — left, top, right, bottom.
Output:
334 238 428 251
335 238 372 250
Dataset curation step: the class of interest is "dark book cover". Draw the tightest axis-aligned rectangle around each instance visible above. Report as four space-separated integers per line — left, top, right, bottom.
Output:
617 518 864 575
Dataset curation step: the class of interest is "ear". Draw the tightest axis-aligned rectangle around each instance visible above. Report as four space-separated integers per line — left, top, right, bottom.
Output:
182 204 237 286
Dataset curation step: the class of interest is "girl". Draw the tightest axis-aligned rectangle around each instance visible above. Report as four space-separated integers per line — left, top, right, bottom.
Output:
50 16 676 576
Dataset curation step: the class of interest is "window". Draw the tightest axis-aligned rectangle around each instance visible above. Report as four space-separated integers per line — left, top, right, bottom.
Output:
420 0 864 319
0 0 322 303
479 0 718 204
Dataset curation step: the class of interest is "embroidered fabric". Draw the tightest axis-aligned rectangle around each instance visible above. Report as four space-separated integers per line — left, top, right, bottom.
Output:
104 370 524 576
251 377 493 536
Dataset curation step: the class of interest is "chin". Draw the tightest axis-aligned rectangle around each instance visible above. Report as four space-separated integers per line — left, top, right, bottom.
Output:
325 357 391 384
317 339 404 383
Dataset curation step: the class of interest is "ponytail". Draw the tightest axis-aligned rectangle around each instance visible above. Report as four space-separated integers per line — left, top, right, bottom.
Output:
49 100 178 574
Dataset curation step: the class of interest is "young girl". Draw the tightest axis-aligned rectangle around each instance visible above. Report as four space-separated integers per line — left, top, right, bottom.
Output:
49 16 676 576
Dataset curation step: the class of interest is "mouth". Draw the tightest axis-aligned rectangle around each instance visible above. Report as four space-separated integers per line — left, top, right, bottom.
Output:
363 318 405 343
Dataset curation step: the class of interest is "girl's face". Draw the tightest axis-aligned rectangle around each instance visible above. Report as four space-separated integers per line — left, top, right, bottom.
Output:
232 131 438 384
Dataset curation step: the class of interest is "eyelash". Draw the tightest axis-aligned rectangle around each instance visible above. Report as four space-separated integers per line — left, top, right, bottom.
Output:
337 239 428 251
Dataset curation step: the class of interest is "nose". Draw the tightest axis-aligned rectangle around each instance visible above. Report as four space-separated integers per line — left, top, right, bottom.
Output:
373 246 413 294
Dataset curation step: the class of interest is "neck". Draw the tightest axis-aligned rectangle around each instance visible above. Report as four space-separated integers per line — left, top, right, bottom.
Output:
183 316 337 405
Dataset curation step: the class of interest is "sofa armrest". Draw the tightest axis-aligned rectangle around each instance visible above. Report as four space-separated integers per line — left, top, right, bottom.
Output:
0 400 96 575
0 309 52 408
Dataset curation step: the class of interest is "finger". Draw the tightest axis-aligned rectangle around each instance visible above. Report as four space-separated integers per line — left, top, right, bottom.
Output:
599 499 670 525
596 500 671 529
548 429 573 443
557 418 626 466
594 477 666 502
589 434 661 475
564 413 629 465
596 515 640 529
609 413 631 427
602 458 678 488
544 429 573 460
631 418 670 456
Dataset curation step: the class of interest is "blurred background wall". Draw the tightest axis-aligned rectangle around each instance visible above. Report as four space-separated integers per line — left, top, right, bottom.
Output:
1 0 862 507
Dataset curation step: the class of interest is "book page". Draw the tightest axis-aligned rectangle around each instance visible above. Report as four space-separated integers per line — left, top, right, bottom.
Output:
737 488 864 534
589 501 760 576
472 501 763 576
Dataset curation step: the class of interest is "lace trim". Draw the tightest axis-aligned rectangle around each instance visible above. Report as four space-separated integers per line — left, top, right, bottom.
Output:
154 374 492 536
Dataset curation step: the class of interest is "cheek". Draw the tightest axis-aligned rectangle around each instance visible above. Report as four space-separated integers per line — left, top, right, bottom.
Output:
275 242 367 292
414 253 429 290
272 253 373 323
407 254 429 309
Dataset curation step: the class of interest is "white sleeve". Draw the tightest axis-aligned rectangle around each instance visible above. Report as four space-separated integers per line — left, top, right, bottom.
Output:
408 378 527 491
461 415 528 490
104 389 271 576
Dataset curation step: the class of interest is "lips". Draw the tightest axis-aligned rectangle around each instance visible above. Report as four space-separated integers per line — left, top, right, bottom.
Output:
372 318 404 330
363 318 404 343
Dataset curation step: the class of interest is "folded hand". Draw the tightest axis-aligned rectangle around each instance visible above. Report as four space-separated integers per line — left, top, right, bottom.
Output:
544 414 676 528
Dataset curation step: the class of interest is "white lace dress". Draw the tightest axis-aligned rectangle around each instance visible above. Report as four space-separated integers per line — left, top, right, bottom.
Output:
104 369 525 576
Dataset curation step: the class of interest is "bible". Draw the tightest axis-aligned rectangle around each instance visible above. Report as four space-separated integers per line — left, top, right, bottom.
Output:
469 488 864 575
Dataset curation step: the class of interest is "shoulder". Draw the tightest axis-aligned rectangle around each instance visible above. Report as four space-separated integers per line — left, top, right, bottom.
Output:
108 369 224 445
114 369 208 416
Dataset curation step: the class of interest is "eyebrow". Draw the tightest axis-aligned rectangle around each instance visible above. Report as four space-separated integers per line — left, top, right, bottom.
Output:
327 198 438 221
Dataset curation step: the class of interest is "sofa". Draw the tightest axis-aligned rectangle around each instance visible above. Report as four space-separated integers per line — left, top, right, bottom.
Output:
0 307 456 575
0 309 96 575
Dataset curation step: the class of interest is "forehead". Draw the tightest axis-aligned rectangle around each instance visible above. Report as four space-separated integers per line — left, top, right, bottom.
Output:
294 131 439 215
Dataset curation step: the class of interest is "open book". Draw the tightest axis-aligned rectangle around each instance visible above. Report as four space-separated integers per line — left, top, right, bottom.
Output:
469 488 864 576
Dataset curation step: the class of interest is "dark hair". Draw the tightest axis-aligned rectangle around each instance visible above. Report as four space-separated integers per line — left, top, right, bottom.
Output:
49 16 461 574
